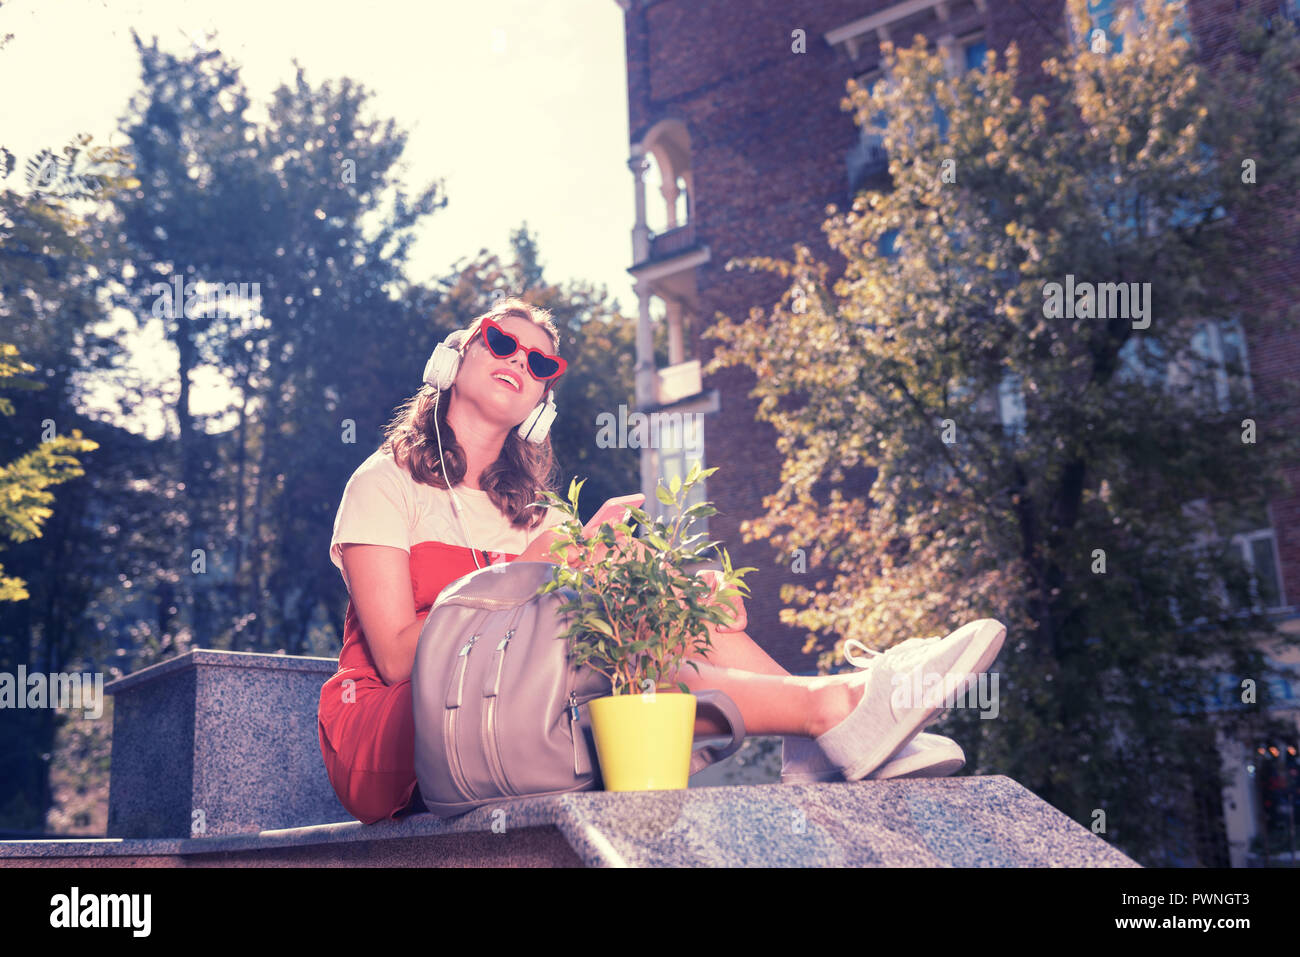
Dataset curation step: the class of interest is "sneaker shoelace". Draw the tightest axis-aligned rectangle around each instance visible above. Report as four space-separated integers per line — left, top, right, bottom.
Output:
843 635 945 674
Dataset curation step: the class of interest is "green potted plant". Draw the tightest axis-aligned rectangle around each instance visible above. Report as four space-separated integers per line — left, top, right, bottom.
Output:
535 462 755 791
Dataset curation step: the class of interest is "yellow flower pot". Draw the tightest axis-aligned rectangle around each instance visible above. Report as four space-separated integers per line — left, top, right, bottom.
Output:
588 689 697 791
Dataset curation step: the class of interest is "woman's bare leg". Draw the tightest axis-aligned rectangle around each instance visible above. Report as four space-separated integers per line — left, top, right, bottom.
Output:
662 621 858 738
699 627 793 679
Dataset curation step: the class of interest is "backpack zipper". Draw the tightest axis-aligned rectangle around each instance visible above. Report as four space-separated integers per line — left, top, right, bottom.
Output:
441 594 537 611
569 690 582 775
481 627 518 795
461 596 523 608
480 601 531 796
444 632 480 800
568 688 610 775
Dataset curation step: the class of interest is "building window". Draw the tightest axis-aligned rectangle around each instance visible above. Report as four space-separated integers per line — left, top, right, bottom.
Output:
655 419 707 535
1084 0 1123 51
1194 316 1252 413
933 91 949 141
1167 493 1286 624
1262 0 1300 32
1116 333 1167 390
847 69 889 194
1247 739 1300 865
1230 528 1285 611
963 33 989 72
850 32 987 188
1071 0 1194 55
933 32 988 142
1119 317 1252 414
998 372 1027 437
1090 171 1220 250
1167 317 1253 413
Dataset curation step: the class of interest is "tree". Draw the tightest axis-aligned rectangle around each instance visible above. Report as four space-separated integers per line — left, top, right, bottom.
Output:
107 34 450 654
703 0 1300 865
0 0 139 830
0 345 97 602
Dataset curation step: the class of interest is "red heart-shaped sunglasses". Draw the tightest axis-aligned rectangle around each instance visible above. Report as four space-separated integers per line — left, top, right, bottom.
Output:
471 316 567 382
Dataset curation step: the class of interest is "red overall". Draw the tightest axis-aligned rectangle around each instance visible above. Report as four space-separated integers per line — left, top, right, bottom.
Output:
317 540 519 824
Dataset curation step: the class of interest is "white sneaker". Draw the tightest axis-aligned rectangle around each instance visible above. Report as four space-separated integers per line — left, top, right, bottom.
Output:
811 619 1005 781
781 632 957 784
872 732 966 779
780 731 965 783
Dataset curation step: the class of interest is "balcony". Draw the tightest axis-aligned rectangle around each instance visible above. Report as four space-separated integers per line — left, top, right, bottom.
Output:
657 358 702 406
647 221 699 265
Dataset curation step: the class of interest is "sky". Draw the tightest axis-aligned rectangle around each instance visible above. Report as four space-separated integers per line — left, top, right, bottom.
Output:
0 0 664 438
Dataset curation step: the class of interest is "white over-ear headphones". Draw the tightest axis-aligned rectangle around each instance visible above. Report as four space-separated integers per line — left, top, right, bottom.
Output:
422 327 558 444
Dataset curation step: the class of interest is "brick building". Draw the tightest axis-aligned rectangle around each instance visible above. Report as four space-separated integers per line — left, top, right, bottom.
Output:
613 0 1300 864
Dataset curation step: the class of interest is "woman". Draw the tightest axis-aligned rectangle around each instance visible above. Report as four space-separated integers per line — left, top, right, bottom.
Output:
318 298 573 824
319 298 1005 824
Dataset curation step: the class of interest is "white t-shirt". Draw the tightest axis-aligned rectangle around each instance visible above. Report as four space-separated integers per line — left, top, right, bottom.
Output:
329 447 570 591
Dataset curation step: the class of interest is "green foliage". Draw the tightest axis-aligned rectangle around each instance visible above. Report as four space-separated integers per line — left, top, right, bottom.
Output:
0 12 135 831
702 0 1300 865
0 344 97 602
535 464 756 696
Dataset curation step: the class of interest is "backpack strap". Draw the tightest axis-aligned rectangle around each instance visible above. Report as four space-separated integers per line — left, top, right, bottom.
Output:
687 688 746 776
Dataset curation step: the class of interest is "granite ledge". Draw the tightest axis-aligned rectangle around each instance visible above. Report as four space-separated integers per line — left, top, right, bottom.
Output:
0 776 1141 868
103 649 338 695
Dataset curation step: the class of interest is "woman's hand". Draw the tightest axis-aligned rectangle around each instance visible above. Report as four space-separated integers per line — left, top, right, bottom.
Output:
531 519 746 632
582 494 644 538
696 568 747 633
